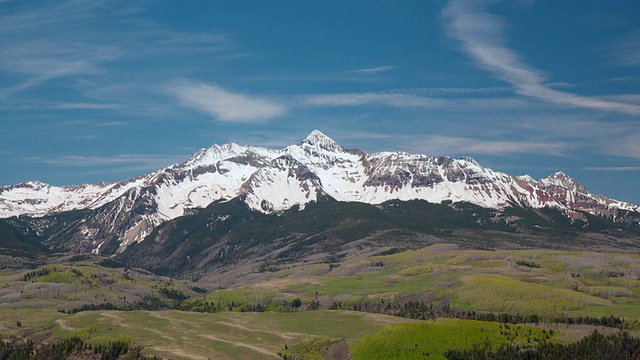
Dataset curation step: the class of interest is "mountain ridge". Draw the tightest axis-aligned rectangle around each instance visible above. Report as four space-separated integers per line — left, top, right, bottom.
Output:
1 130 638 254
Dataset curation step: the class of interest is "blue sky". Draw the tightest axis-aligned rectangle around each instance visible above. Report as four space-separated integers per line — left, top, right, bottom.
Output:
1 0 639 204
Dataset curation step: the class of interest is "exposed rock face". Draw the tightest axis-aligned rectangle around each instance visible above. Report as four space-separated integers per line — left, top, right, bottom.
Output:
1 130 638 254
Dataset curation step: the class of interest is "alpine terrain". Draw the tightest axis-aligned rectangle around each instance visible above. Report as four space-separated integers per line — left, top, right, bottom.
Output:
0 130 639 270
2 131 640 360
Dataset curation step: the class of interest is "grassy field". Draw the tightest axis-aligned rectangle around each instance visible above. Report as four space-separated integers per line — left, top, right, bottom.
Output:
0 309 418 359
2 245 640 358
1 307 631 359
351 318 553 360
246 245 640 321
0 261 203 313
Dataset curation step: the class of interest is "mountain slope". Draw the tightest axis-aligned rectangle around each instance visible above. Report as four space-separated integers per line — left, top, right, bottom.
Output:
117 197 640 280
1 130 639 255
0 218 49 257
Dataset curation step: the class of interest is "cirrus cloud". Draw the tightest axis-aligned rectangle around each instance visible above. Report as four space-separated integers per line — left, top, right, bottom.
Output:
25 154 187 168
583 166 640 172
170 82 287 122
301 92 451 108
442 0 640 115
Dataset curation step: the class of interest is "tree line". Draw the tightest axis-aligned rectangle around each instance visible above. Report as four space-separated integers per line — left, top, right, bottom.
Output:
330 299 630 329
444 330 640 360
0 334 161 360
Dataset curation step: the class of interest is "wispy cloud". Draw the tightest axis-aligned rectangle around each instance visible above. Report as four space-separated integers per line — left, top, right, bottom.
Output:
408 135 571 156
442 0 640 115
78 0 112 10
600 132 640 159
343 66 396 75
97 121 127 127
301 93 451 108
341 131 571 157
518 117 640 159
449 113 640 160
51 102 123 110
400 86 511 96
606 29 640 68
0 1 233 105
514 115 640 161
170 82 287 122
26 154 187 168
0 2 120 98
602 94 640 104
584 166 640 171
606 76 640 83
300 88 533 110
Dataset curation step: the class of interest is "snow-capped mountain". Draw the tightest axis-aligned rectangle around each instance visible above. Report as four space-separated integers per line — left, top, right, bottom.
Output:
1 130 638 253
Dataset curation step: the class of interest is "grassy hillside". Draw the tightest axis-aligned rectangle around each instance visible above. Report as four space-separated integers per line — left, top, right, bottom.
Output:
1 244 640 358
0 258 207 314
118 198 640 280
217 245 640 324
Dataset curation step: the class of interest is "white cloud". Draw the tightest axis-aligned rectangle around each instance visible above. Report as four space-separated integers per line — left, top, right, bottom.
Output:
442 0 640 115
51 102 122 110
584 166 640 171
300 90 536 111
409 135 571 156
341 131 571 157
601 94 640 104
606 30 640 68
600 132 640 159
171 82 287 122
0 1 233 103
98 121 127 127
0 2 121 98
26 154 187 168
343 66 396 75
515 117 640 159
302 93 451 108
405 86 511 96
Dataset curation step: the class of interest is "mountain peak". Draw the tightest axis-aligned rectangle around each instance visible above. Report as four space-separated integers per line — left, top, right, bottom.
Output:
300 130 342 151
461 156 480 166
3 133 639 255
183 143 248 168
540 171 588 194
17 180 49 189
544 171 573 183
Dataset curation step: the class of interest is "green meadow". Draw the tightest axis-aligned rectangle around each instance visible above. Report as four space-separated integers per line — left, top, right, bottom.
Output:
351 319 553 360
253 245 640 322
0 309 418 359
2 245 640 358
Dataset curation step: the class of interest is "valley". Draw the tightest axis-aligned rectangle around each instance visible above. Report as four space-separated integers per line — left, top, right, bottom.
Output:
1 132 640 358
1 242 640 358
